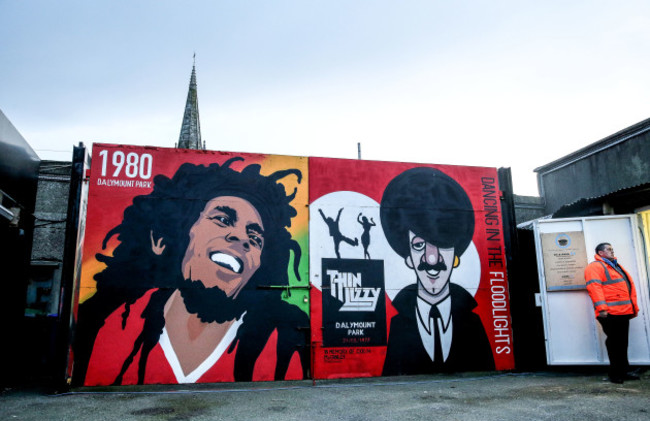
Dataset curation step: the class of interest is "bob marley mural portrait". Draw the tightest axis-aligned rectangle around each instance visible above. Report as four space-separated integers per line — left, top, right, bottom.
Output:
74 145 309 385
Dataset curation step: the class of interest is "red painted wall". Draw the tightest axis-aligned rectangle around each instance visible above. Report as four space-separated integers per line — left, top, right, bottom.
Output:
309 157 514 379
71 145 514 385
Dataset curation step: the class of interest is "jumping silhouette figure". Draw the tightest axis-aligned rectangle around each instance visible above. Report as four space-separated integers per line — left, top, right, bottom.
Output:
357 213 376 259
319 208 358 259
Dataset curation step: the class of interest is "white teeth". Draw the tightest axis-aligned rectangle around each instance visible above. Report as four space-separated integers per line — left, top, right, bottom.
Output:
210 252 243 274
426 269 440 277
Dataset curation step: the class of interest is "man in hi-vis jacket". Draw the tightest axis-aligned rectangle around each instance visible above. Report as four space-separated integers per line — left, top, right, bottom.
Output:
584 243 640 384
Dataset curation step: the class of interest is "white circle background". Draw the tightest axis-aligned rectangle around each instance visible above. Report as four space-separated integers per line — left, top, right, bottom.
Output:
309 191 481 301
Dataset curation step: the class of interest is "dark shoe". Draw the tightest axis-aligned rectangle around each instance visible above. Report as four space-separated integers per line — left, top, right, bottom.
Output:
624 373 640 381
609 376 624 384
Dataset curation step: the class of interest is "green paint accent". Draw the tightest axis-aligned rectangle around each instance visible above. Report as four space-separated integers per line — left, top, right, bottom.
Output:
283 230 310 314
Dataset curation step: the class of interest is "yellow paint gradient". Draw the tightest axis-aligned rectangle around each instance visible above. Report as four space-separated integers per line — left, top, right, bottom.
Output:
79 153 309 304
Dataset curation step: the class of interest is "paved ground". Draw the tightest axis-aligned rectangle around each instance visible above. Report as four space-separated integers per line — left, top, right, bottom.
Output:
2 370 650 421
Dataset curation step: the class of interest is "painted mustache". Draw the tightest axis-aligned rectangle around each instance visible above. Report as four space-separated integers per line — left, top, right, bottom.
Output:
418 260 447 272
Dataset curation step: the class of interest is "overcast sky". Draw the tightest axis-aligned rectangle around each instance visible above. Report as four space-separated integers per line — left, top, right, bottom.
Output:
2 1 649 195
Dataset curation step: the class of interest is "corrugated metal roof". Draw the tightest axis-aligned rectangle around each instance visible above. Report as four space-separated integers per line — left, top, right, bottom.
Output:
552 181 650 218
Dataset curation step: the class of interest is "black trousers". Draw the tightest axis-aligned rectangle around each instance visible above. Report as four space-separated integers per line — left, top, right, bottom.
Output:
597 315 631 379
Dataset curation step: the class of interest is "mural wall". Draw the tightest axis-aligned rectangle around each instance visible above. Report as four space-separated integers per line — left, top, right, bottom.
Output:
309 157 514 379
74 144 309 385
72 144 514 385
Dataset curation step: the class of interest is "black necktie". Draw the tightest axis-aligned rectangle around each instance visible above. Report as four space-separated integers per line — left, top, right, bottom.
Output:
429 305 444 367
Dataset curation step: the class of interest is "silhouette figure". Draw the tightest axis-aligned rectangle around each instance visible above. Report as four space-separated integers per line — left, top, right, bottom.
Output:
357 213 376 259
319 208 358 259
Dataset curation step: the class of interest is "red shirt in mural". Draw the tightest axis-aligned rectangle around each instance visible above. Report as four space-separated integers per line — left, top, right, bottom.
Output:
84 289 304 386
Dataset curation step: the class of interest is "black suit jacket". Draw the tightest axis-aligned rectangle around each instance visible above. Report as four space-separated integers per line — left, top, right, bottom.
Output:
382 283 495 375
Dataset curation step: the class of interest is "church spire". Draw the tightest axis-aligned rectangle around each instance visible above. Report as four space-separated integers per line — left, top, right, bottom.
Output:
177 55 204 150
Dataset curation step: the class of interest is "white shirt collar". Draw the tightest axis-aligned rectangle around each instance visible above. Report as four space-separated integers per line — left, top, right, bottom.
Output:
159 312 246 383
416 295 452 333
416 295 453 363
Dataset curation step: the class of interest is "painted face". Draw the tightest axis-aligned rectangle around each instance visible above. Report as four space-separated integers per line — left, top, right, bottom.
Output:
406 231 455 298
181 196 264 298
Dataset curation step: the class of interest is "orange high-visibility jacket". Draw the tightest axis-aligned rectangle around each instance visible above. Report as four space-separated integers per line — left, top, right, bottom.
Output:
584 254 639 318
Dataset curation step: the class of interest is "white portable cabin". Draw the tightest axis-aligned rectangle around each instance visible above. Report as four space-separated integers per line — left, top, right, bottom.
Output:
533 215 650 365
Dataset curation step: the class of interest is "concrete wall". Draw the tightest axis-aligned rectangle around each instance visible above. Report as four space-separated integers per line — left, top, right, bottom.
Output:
32 161 71 261
513 195 545 225
73 144 515 386
27 161 71 316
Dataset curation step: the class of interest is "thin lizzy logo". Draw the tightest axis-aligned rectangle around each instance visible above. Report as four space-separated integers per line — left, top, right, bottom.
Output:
327 270 381 312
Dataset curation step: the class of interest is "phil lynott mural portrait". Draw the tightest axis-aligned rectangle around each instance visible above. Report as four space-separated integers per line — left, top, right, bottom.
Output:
309 158 511 380
74 146 309 385
380 167 494 375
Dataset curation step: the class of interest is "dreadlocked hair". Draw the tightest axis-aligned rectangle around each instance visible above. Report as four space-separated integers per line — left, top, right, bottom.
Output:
74 157 304 385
